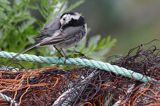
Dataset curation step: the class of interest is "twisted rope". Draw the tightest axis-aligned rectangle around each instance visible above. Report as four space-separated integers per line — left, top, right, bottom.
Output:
0 51 154 82
0 92 19 106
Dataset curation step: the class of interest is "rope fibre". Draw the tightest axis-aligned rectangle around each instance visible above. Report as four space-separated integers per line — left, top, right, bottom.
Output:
0 51 154 83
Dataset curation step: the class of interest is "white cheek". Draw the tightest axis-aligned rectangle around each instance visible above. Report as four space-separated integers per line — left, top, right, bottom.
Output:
60 19 64 25
72 15 80 20
66 16 71 23
65 19 70 24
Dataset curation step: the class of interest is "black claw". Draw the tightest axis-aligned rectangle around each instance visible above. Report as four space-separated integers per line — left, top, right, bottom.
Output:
64 56 68 64
72 50 89 58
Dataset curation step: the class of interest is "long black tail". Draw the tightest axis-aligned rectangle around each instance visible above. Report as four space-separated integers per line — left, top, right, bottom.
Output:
8 30 61 63
11 43 41 61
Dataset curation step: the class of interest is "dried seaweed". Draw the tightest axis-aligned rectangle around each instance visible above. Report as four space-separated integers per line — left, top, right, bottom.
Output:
0 42 159 106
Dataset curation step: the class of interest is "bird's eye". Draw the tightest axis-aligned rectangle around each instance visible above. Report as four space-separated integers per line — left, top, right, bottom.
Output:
63 18 65 21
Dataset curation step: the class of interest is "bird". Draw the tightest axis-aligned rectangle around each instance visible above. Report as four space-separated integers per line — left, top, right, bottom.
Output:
11 12 87 59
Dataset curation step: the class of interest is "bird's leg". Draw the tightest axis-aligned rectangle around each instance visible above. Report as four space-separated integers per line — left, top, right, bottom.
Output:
60 48 68 59
75 51 87 58
54 46 68 63
54 46 64 57
72 48 87 58
60 48 68 63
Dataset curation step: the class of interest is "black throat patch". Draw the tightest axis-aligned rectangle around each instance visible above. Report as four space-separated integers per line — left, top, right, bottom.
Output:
62 16 85 30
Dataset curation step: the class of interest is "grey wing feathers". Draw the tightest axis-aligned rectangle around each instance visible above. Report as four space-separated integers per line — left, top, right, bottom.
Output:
62 25 85 41
40 25 86 46
35 16 61 42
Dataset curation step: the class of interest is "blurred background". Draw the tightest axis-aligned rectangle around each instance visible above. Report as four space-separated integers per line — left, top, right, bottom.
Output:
1 0 160 61
70 0 160 55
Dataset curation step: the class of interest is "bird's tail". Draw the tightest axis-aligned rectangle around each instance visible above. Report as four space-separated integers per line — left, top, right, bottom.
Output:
10 43 41 61
8 30 61 64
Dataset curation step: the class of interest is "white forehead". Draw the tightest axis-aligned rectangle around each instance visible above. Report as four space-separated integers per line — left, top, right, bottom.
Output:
62 13 81 20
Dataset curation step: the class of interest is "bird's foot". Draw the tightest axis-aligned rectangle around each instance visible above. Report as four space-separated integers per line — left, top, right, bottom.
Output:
57 55 68 64
69 50 90 59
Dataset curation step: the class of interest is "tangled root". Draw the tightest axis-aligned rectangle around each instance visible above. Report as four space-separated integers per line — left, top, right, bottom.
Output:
0 41 159 106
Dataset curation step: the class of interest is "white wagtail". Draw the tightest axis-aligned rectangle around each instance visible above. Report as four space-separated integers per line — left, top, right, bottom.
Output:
12 12 87 59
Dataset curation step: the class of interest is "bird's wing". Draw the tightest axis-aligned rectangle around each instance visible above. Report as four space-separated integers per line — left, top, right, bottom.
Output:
11 17 61 60
35 16 61 42
40 25 85 45
11 26 85 61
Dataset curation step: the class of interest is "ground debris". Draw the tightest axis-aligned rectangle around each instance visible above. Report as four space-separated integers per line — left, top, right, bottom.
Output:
0 43 159 106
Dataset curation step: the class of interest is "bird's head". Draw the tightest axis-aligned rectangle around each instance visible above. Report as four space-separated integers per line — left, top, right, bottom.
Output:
60 12 85 29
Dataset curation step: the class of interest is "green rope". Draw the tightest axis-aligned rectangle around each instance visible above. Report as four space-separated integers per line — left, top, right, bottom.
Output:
0 51 154 82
